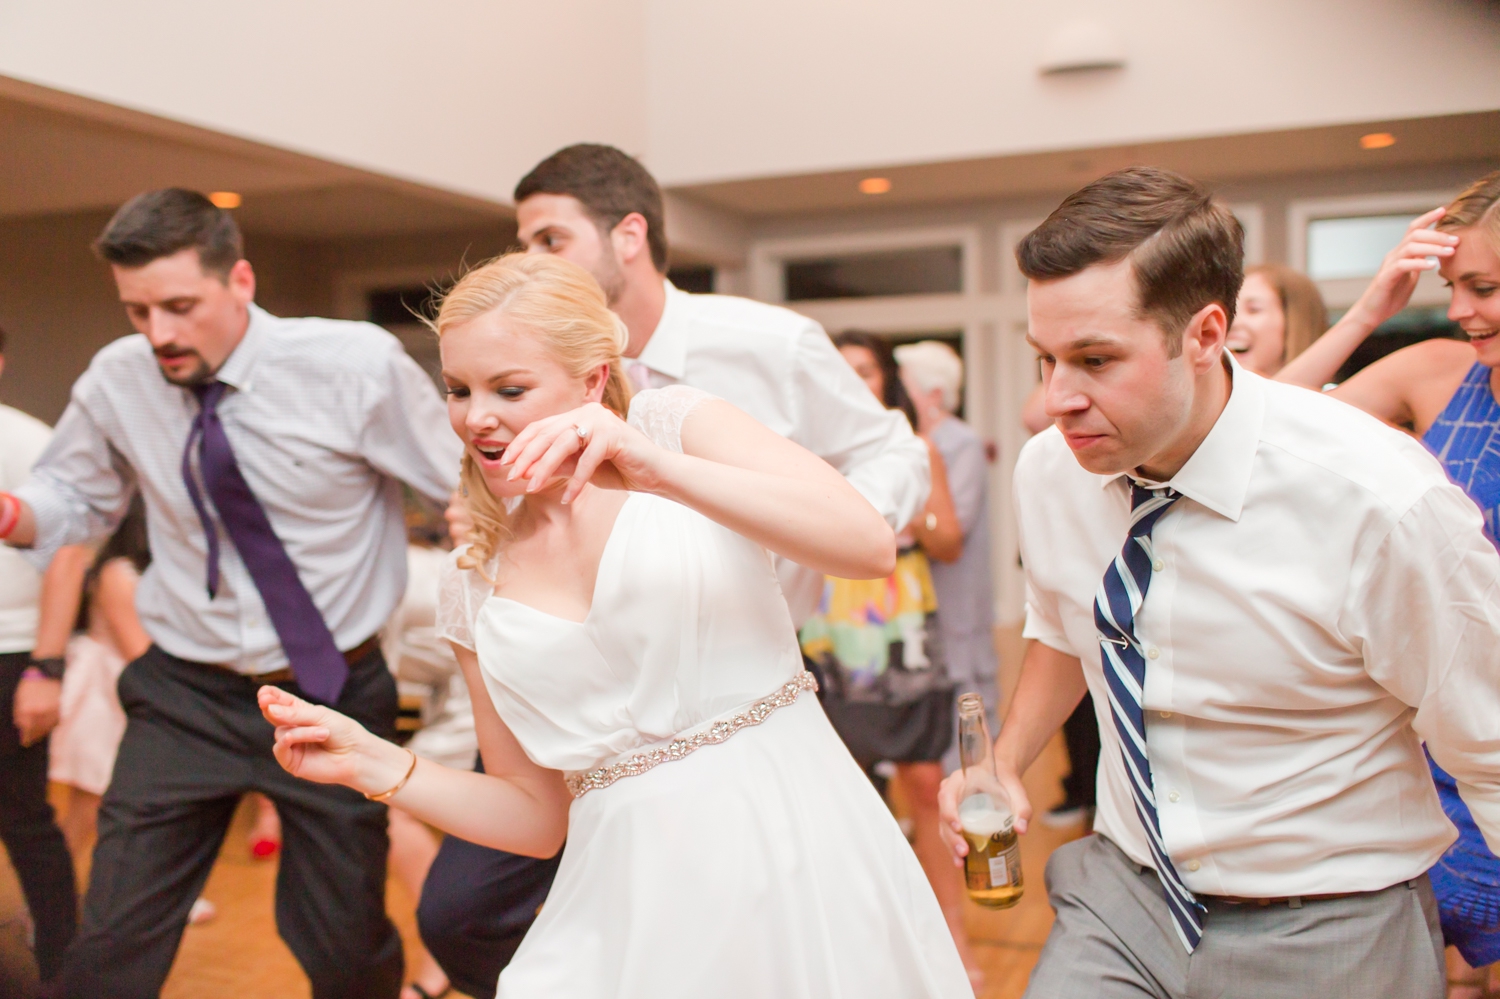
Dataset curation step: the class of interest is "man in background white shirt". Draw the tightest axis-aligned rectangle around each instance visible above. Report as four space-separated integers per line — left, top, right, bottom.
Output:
938 167 1500 998
0 323 79 997
415 143 931 997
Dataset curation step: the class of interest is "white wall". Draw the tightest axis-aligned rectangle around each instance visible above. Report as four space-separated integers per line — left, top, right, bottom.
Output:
0 0 648 206
644 0 1500 185
4 1 1497 206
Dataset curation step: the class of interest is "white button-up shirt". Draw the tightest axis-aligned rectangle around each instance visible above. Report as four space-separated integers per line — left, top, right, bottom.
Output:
1018 358 1500 896
634 282 930 624
15 305 460 673
0 403 53 653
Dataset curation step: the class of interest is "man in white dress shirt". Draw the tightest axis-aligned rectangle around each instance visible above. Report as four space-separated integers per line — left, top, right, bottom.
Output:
0 189 461 998
415 143 931 997
939 167 1500 998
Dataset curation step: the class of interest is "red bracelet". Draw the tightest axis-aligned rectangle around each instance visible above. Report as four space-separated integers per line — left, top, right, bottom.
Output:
0 493 20 540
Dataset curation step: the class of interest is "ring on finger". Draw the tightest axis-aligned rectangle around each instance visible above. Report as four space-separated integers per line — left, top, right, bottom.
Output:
573 424 590 442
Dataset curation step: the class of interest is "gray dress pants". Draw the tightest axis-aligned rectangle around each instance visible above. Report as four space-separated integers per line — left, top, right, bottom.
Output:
1026 834 1445 999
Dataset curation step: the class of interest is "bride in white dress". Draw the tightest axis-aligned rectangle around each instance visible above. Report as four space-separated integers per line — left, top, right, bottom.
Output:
258 253 973 999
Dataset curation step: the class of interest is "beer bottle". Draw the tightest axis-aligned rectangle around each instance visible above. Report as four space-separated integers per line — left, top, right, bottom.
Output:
956 692 1023 908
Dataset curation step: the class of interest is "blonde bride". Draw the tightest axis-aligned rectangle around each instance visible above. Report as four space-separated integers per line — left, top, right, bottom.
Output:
257 253 972 998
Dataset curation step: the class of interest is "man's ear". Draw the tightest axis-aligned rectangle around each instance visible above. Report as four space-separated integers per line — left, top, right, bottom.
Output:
1183 302 1228 374
226 258 257 305
610 213 652 269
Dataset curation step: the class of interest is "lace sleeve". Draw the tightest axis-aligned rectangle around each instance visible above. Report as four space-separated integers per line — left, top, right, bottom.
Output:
435 545 493 652
628 384 716 453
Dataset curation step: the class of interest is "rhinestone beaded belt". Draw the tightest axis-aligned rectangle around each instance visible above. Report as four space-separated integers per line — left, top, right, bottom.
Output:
564 671 819 799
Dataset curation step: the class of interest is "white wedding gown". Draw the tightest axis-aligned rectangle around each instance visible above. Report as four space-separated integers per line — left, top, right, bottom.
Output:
437 386 972 999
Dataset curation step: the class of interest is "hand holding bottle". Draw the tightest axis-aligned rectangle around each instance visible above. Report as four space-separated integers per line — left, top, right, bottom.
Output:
940 692 1026 908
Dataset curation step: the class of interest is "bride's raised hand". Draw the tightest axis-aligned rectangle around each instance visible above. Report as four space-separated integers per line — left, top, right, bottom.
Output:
258 685 377 788
500 402 666 504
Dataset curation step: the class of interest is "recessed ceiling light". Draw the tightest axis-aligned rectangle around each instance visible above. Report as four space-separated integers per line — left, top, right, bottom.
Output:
209 191 242 208
858 177 892 195
1359 132 1396 150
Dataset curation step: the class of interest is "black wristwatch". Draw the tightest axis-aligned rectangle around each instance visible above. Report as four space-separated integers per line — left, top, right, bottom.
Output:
26 656 65 681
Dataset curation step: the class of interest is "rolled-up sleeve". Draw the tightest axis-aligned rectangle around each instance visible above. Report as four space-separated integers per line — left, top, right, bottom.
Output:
359 340 463 505
787 324 930 529
1351 484 1500 853
13 396 135 569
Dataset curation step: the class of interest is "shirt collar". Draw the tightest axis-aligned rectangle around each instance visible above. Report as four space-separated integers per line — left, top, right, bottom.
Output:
212 303 271 394
1095 353 1264 523
633 280 688 380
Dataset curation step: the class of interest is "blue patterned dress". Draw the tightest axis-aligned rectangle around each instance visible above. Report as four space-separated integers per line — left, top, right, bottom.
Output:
1422 361 1500 966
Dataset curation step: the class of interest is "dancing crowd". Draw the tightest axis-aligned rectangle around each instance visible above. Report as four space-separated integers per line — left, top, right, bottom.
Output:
0 143 1496 999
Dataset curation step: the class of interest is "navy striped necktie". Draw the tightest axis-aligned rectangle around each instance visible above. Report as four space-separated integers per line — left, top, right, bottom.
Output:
181 381 349 704
1094 481 1203 951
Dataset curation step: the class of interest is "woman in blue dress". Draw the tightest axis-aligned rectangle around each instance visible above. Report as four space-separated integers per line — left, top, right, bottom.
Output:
1280 170 1500 998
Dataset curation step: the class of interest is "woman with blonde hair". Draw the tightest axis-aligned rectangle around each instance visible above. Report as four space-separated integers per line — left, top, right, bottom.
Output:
1227 262 1328 375
255 253 972 998
1279 170 1500 999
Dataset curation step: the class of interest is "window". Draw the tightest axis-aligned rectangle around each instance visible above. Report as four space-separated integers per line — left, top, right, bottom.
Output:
667 266 715 294
1330 305 1461 382
784 246 962 301
367 285 443 327
1305 214 1416 281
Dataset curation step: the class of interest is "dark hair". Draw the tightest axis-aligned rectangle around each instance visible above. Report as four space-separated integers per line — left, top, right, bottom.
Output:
1016 167 1243 356
93 188 244 278
0 320 6 354
77 497 151 631
832 330 917 429
514 144 669 273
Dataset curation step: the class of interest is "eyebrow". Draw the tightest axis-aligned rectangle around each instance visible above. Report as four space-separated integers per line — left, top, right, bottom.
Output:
439 367 532 383
1025 334 1121 351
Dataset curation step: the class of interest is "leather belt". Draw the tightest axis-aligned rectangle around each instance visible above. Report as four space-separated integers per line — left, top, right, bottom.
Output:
238 634 382 685
1201 880 1417 909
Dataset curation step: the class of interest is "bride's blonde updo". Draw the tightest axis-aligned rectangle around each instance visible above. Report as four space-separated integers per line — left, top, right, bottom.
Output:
429 252 633 573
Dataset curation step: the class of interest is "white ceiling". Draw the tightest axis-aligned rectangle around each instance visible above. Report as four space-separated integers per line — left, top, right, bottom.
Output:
0 76 510 238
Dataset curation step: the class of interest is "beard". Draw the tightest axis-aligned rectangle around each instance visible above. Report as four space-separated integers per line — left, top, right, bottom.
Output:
154 347 214 387
590 252 628 307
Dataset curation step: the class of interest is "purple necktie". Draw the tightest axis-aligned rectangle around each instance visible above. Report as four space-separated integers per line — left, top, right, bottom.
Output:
181 382 348 703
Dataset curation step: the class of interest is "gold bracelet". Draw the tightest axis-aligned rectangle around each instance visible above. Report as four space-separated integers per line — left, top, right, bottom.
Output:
364 748 418 803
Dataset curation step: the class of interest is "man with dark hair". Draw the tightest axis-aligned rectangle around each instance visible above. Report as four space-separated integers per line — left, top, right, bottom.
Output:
937 166 1500 997
415 143 933 996
0 188 461 998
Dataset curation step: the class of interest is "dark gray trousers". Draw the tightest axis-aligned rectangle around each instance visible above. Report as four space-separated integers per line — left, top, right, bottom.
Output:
1026 834 1445 999
61 645 404 999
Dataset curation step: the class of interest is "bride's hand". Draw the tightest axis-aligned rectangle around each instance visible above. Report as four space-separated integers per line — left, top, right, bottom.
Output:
258 685 407 793
500 402 667 503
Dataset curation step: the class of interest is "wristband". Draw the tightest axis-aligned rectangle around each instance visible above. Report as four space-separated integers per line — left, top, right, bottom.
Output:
0 493 20 540
25 657 65 681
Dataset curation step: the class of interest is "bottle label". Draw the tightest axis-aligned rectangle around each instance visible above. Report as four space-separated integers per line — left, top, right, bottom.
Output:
988 853 1008 885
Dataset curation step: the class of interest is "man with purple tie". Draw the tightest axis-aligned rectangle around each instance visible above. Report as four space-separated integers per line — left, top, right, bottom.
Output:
0 189 460 998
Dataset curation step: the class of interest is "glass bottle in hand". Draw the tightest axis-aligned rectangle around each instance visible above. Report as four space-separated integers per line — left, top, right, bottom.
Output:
956 692 1023 908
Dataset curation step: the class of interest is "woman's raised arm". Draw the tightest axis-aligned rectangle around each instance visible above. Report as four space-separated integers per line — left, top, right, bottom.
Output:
501 398 897 579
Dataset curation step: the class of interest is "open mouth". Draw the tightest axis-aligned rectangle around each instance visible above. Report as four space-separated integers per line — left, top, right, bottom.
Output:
1466 328 1499 344
474 443 507 462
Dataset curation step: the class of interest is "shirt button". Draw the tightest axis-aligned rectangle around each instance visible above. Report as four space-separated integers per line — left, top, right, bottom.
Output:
1147 646 1160 660
1186 859 1201 872
1152 558 1165 572
1168 791 1180 802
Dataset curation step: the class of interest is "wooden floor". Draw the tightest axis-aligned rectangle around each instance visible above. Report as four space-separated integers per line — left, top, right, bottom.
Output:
0 628 1081 998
